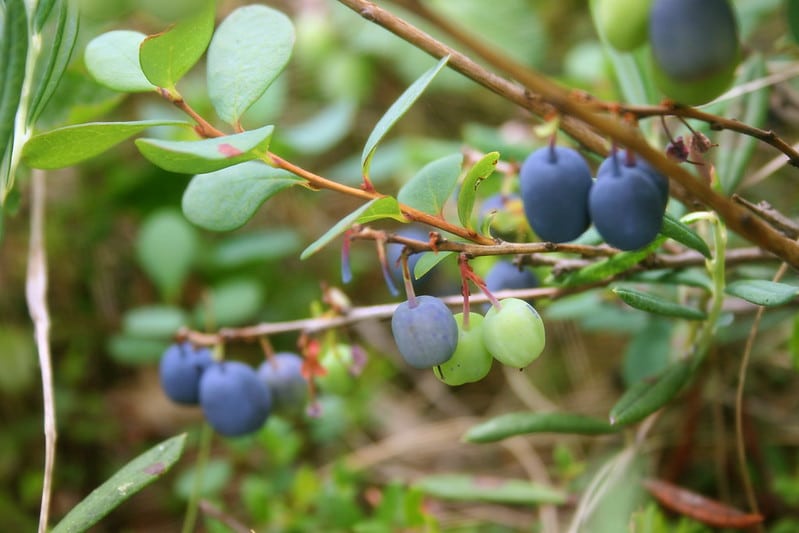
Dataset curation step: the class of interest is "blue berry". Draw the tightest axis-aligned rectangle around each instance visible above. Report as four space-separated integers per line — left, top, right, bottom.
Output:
520 146 593 243
200 361 272 436
391 295 458 369
159 342 213 405
589 155 665 251
485 260 538 292
387 226 429 284
257 352 307 412
597 150 669 208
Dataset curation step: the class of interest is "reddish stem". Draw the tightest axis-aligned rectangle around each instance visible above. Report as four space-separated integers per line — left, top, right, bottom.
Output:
400 252 418 308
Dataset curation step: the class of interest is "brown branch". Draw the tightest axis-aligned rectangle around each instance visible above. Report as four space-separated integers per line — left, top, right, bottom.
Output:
732 194 799 239
337 0 799 269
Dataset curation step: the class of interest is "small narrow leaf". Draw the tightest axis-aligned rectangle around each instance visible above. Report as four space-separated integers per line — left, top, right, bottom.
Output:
51 434 187 533
458 151 499 229
0 0 28 163
613 287 707 320
207 5 294 125
397 153 463 215
28 0 80 126
464 412 617 443
139 0 216 90
355 196 407 223
135 125 274 174
660 213 711 258
84 31 156 92
414 474 566 506
361 56 449 177
414 250 454 280
22 120 191 169
610 359 692 426
560 237 665 287
34 0 58 31
725 280 799 307
182 161 302 231
300 200 377 260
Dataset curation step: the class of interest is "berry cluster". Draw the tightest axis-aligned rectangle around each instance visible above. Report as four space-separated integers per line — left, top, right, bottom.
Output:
391 260 543 384
520 144 669 251
595 0 739 105
159 342 308 436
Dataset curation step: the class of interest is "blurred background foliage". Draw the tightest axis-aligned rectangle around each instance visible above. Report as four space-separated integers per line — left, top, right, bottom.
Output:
3 0 799 531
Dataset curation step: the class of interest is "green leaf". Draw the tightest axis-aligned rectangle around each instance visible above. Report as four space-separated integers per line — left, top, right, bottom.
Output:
716 55 769 195
464 412 617 443
22 120 191 169
725 280 799 307
34 0 58 31
413 250 455 280
660 213 711 258
280 100 356 155
790 0 799 44
122 305 189 339
51 434 187 533
300 200 377 260
135 209 198 301
182 161 303 231
414 474 566 506
210 229 301 269
139 0 216 90
355 196 407 223
622 319 672 386
0 0 28 169
135 124 274 174
610 359 692 426
613 287 707 320
560 237 665 287
107 335 170 366
194 277 264 327
28 0 80 126
207 5 294 125
397 153 463 215
458 151 499 229
361 56 449 177
84 31 156 92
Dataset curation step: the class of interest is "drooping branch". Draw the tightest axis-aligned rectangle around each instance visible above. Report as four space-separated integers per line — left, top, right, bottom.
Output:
337 0 799 269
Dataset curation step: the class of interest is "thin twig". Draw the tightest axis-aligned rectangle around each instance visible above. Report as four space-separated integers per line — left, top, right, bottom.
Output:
198 500 252 533
735 262 789 530
28 169 56 533
732 194 799 239
337 0 799 269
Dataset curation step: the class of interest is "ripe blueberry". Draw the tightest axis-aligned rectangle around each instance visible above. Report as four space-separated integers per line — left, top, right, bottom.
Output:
597 149 669 208
433 313 493 386
391 295 458 369
590 154 664 251
257 352 307 411
199 361 272 437
482 298 546 369
520 146 593 243
485 260 538 292
159 342 213 405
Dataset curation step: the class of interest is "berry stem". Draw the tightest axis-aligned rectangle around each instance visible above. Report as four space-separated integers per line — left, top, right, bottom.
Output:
180 423 213 533
401 252 418 308
457 254 472 330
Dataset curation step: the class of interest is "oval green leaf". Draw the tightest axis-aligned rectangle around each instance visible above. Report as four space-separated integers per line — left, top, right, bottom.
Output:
725 280 799 307
414 474 566 505
207 5 294 125
51 434 186 533
414 250 455 280
139 0 216 90
84 30 156 92
361 55 449 178
22 120 192 169
355 196 407 224
181 161 303 231
397 153 463 216
464 412 617 444
135 124 274 174
300 200 377 260
610 359 692 426
135 209 198 301
660 213 711 258
194 277 264 327
613 287 707 320
122 305 189 339
457 151 499 230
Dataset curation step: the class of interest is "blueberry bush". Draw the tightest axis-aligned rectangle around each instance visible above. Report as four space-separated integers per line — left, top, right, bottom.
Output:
5 0 799 531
